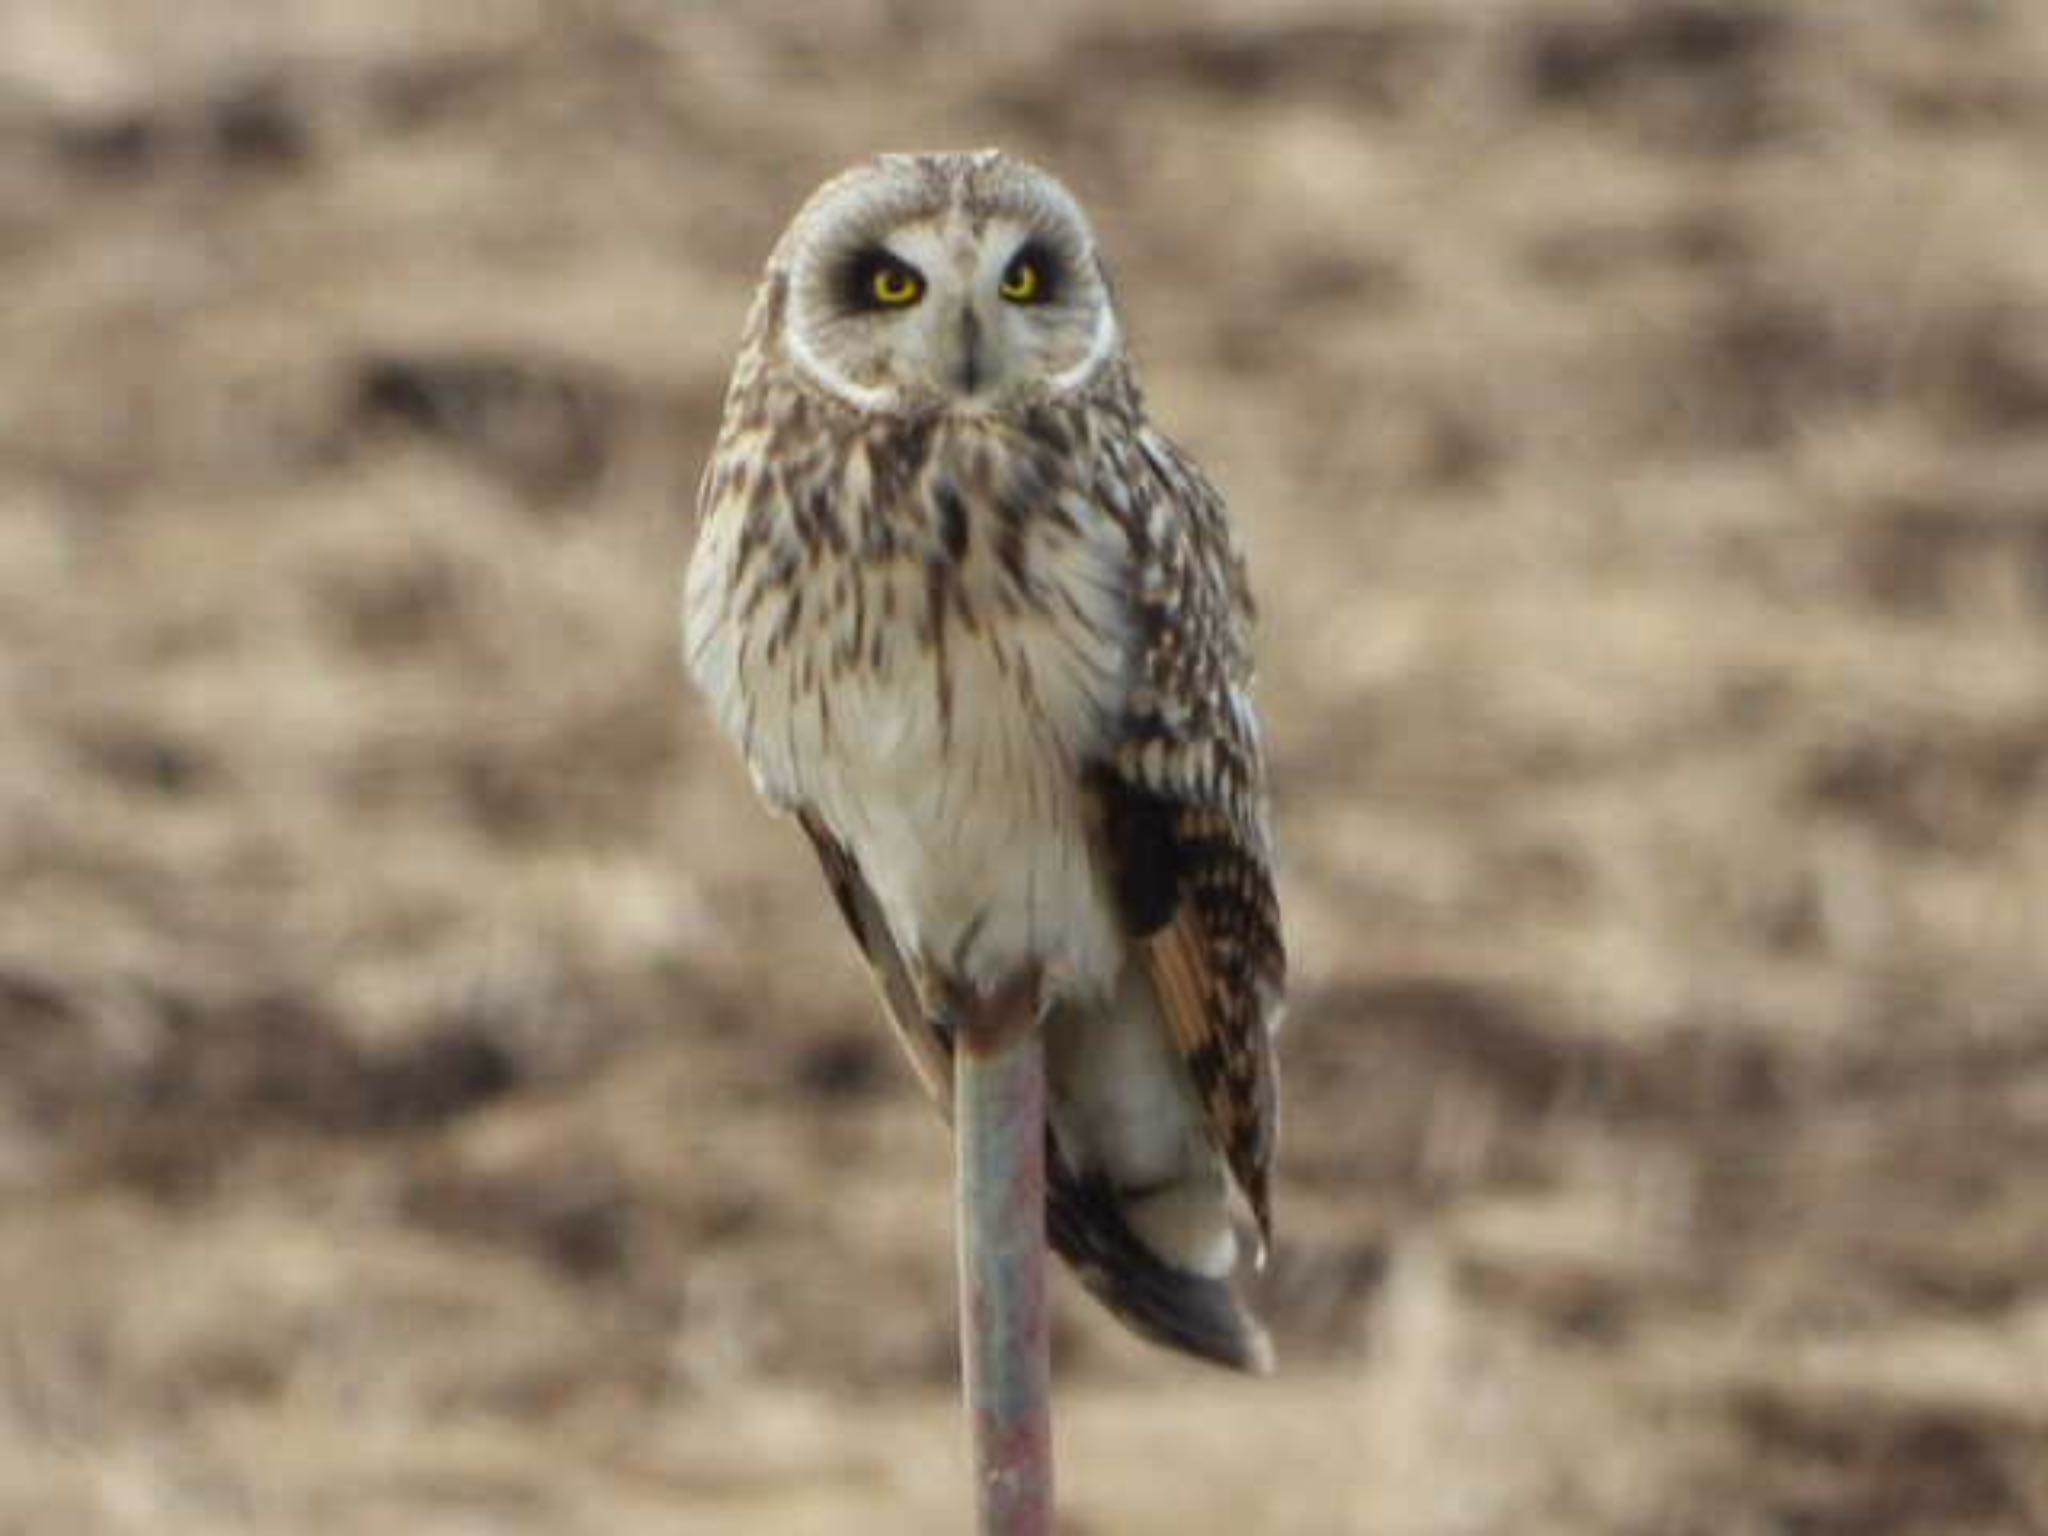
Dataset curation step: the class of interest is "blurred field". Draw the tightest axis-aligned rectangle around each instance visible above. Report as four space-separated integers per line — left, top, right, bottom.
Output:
3 0 2047 1530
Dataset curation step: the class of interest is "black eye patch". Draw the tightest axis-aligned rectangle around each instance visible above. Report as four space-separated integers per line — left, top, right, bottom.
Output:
841 246 926 311
1000 239 1061 305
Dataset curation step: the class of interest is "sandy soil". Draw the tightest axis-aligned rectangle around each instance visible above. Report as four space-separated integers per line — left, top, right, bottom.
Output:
2 1 2046 1530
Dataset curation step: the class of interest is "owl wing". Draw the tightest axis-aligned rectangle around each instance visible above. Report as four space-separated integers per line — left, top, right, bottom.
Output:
1090 427 1285 1244
797 808 950 1105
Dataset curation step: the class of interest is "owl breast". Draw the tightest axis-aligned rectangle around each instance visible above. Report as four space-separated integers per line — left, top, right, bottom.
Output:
686 413 1139 999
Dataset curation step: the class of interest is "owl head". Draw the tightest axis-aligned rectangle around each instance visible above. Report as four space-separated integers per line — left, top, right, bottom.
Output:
766 150 1122 414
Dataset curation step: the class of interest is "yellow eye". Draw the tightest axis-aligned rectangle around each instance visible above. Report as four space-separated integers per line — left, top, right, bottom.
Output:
871 263 923 306
1000 259 1042 303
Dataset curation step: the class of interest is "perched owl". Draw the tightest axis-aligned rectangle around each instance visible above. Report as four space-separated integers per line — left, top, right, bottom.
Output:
683 150 1284 1372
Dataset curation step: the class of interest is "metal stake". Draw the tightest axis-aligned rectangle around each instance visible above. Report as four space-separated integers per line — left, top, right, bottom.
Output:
953 968 1052 1534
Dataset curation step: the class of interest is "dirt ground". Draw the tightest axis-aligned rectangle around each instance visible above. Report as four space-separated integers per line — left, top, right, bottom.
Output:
2 1 2046 1530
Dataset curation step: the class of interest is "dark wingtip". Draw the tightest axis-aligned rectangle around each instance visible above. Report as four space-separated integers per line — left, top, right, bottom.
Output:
1047 1156 1274 1374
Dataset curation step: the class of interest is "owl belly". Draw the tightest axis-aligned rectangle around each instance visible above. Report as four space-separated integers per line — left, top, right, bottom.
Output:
796 566 1130 998
683 406 1142 991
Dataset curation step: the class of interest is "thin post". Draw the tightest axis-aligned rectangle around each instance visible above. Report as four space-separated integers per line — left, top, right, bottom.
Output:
953 968 1053 1535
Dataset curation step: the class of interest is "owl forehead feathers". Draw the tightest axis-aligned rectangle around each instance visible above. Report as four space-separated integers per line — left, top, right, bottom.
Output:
766 150 1122 410
781 149 1098 268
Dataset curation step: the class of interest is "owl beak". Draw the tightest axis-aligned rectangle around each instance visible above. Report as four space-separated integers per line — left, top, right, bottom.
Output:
956 304 984 395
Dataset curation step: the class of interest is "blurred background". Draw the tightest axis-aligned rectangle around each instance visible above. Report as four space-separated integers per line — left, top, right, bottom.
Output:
3 1 2046 1530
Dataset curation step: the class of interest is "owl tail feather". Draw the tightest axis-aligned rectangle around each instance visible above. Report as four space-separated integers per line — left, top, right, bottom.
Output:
1046 1149 1274 1374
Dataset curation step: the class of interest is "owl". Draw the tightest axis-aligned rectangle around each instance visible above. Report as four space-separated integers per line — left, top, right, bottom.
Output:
683 150 1284 1372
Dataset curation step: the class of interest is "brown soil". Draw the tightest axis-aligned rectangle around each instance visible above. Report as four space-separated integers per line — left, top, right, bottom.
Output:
3 2 2046 1530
